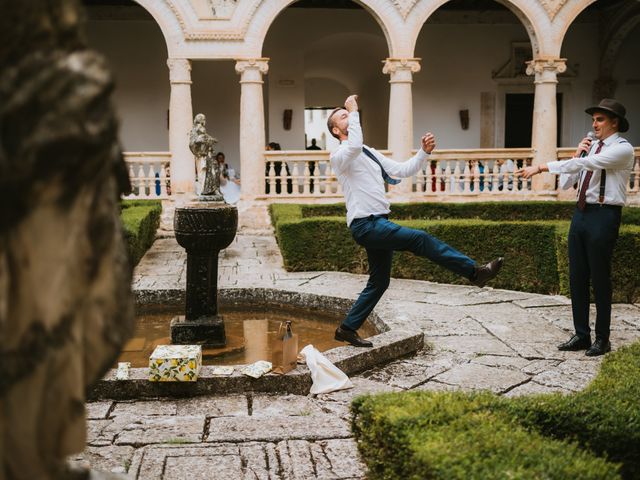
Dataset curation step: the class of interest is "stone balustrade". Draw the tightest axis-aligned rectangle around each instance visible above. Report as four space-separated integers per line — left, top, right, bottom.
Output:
412 148 534 198
122 148 640 203
123 151 171 199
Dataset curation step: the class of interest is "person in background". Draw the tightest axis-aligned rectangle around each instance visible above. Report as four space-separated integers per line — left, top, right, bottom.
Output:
305 139 321 192
216 151 240 204
306 138 321 150
265 142 292 194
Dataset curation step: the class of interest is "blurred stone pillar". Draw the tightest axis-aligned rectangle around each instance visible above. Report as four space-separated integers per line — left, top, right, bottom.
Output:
527 57 566 193
167 58 195 197
383 58 421 197
0 1 134 478
235 58 269 200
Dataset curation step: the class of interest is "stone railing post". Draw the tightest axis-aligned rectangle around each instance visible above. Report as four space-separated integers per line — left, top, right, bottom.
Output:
167 58 195 197
527 57 566 193
235 58 269 200
383 58 421 196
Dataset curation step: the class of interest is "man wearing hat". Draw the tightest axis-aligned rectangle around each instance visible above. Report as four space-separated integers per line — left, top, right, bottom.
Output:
517 99 635 356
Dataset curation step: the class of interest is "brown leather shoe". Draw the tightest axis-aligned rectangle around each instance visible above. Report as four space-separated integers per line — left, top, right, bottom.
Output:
471 257 504 287
557 334 591 351
335 326 373 348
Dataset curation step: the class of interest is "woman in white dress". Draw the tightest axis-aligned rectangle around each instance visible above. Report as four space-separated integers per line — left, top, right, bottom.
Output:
216 152 241 204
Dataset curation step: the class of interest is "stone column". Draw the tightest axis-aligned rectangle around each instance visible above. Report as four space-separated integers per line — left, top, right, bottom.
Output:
235 58 269 200
526 57 566 192
167 58 195 197
383 58 421 196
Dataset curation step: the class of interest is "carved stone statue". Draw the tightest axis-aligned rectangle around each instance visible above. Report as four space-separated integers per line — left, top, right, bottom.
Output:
189 113 224 202
0 1 134 478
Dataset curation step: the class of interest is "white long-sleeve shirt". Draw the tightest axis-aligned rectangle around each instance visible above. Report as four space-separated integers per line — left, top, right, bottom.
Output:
547 133 634 206
330 112 429 226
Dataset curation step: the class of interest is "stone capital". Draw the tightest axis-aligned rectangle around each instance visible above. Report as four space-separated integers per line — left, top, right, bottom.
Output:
382 58 421 83
525 58 566 84
167 58 192 84
235 58 269 82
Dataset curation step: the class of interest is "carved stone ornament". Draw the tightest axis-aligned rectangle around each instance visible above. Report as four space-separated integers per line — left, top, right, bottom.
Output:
382 58 422 75
525 58 567 77
166 0 263 41
392 0 419 20
539 0 569 21
235 58 269 76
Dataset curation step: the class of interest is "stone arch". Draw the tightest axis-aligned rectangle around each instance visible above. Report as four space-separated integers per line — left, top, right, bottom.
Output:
244 0 398 58
554 0 597 53
406 0 543 57
133 0 179 57
557 0 640 99
597 4 640 73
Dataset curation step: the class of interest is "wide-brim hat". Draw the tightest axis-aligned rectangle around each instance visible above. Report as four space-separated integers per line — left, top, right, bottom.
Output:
585 98 629 132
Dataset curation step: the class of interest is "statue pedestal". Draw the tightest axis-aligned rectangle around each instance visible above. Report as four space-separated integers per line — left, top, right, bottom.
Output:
170 315 226 347
169 202 238 347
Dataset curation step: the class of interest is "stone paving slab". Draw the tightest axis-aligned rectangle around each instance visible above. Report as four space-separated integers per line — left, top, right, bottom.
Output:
113 415 206 446
87 401 114 420
430 334 516 356
68 446 135 476
432 362 530 393
205 415 351 443
251 394 326 417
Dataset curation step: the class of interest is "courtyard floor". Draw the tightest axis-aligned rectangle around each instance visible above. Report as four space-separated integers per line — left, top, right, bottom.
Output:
72 209 640 479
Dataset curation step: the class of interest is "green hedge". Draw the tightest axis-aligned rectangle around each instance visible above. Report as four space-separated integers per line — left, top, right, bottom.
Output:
555 224 640 302
300 201 640 224
270 203 640 301
120 200 162 266
352 341 640 479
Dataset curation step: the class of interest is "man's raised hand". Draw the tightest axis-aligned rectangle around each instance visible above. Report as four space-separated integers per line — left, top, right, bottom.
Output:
421 133 436 154
344 95 359 113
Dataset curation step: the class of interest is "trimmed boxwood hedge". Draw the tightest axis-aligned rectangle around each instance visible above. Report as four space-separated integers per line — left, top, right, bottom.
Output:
352 341 640 479
300 201 640 224
270 202 640 301
121 200 162 266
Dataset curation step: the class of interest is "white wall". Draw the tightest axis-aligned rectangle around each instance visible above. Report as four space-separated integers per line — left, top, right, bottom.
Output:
414 21 531 149
613 24 640 146
85 19 170 151
191 60 241 173
263 9 389 150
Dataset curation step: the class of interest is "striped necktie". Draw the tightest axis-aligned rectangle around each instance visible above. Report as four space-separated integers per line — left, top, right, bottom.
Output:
362 147 401 185
577 140 604 211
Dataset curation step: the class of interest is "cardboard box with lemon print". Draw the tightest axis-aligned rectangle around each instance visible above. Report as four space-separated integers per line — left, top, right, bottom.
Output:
149 345 202 382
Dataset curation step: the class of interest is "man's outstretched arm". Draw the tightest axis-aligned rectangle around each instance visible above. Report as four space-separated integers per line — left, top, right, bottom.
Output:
378 132 434 178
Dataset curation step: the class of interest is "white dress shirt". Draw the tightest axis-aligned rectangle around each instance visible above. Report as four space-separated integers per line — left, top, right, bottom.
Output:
547 133 634 206
330 112 429 226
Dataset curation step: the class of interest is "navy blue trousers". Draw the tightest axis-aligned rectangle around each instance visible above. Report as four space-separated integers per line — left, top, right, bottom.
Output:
568 204 621 342
342 215 476 331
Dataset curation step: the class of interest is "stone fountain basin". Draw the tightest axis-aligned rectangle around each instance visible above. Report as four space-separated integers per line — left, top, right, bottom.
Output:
89 288 423 400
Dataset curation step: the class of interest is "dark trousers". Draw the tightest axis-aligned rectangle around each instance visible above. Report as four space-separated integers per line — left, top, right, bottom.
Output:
568 204 621 342
342 215 476 331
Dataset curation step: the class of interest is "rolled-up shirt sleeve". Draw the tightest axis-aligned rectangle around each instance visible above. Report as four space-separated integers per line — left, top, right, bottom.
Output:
547 142 634 175
374 148 429 178
330 112 363 175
